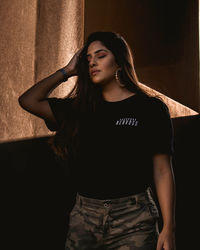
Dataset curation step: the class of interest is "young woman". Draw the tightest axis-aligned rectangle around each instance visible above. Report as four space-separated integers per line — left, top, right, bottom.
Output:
18 31 176 250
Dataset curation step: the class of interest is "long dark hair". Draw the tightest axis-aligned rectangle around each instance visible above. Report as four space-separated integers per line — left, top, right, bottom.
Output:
48 31 149 160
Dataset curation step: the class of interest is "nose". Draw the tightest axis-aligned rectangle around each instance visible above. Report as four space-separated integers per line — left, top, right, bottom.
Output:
89 57 97 68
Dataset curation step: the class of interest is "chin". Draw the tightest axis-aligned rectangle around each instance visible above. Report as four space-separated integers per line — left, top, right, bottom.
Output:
91 78 103 84
91 77 110 85
91 80 101 85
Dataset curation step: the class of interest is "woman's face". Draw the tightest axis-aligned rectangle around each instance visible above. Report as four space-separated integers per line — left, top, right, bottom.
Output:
86 40 119 85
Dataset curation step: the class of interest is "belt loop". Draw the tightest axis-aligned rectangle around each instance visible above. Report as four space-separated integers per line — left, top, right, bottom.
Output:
145 187 150 201
146 186 153 201
79 195 82 207
76 193 82 207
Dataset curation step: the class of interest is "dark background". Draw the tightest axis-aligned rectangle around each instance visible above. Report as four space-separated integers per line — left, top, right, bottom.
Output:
2 114 199 249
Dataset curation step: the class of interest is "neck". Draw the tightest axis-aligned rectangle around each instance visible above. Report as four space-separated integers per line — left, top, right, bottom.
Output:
101 79 135 102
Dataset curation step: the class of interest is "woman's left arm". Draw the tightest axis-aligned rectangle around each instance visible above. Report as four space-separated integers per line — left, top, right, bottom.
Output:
153 153 176 250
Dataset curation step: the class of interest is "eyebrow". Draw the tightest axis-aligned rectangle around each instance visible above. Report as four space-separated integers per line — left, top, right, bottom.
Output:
86 49 108 57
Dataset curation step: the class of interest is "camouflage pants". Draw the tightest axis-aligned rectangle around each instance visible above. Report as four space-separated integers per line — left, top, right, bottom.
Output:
65 187 160 250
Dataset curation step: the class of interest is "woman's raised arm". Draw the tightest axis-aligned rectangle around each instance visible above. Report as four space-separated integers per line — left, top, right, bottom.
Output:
18 48 83 123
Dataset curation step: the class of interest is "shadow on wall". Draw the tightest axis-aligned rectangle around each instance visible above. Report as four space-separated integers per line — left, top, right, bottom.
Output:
172 114 200 249
1 114 199 249
1 136 77 250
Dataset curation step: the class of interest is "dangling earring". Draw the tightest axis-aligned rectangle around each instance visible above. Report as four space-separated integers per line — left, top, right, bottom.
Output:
115 68 125 87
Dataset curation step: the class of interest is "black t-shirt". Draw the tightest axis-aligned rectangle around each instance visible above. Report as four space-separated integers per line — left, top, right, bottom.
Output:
44 93 174 199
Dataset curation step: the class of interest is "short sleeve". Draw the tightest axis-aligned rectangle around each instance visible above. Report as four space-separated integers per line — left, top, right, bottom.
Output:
148 97 174 156
44 97 74 131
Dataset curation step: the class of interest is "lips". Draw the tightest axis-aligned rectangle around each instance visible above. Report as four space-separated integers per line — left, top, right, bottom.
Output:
91 70 100 76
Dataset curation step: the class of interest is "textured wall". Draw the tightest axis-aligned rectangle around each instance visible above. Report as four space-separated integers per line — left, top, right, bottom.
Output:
0 0 84 142
84 0 199 113
34 0 85 136
0 0 37 142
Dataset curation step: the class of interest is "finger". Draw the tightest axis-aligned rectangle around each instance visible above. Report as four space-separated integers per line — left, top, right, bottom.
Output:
163 242 173 250
156 240 163 250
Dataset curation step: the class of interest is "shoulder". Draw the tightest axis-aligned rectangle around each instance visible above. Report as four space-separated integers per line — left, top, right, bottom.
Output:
51 96 75 107
47 96 74 104
146 96 169 113
46 96 76 115
134 93 168 111
135 94 170 119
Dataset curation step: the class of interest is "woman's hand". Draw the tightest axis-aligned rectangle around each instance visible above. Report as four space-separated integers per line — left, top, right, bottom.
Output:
156 228 176 250
63 47 84 77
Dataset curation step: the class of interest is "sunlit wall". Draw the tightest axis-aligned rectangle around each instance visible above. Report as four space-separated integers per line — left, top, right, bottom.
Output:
0 0 37 142
139 83 198 118
0 0 84 142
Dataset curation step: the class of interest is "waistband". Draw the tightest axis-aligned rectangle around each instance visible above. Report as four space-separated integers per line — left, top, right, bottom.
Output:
75 187 154 208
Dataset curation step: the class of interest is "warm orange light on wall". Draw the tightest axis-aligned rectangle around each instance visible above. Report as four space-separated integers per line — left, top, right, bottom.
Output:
139 82 199 118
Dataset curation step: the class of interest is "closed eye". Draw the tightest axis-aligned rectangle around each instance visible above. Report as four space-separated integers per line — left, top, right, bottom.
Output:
98 55 106 59
87 54 106 62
